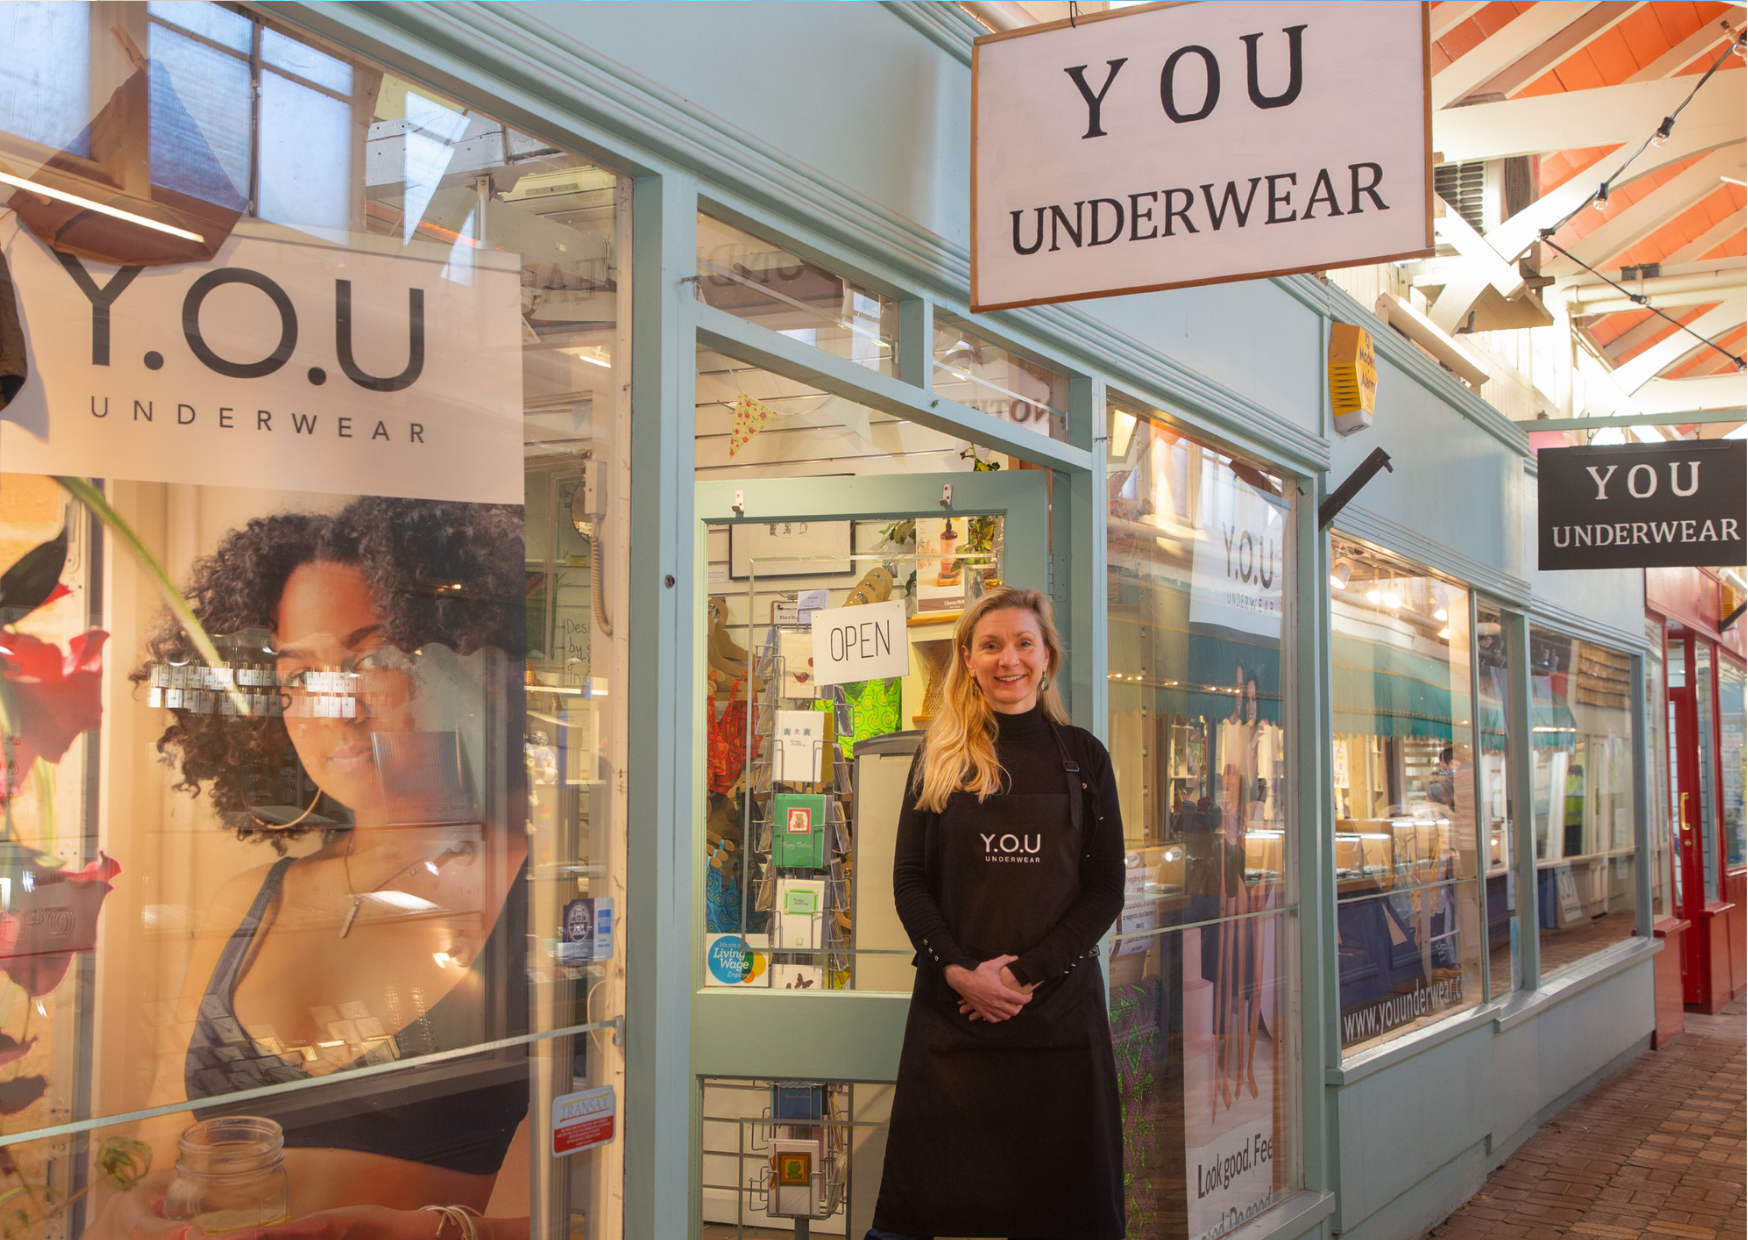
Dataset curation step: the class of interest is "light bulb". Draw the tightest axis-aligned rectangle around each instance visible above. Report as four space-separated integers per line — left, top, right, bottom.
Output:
1593 182 1609 211
1366 589 1383 604
1438 627 1452 640
1434 608 1448 622
1653 116 1674 146
1382 590 1403 610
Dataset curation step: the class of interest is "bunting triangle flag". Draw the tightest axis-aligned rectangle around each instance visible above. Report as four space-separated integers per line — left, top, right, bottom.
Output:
729 392 775 457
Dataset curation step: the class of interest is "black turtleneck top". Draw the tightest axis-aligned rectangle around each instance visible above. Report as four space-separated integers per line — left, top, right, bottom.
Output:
890 704 1126 987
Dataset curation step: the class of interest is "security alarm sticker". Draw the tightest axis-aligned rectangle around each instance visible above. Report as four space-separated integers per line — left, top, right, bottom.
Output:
811 599 908 686
551 1085 616 1156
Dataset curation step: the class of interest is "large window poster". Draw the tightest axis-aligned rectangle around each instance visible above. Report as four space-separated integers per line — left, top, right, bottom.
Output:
0 4 629 1235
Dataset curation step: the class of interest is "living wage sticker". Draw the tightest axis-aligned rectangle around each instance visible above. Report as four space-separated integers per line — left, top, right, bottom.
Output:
552 1084 616 1156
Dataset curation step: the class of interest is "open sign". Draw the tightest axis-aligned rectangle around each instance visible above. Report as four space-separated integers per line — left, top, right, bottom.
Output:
810 598 908 687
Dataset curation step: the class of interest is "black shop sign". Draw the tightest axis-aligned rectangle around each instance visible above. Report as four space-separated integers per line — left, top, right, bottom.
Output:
1538 440 1746 571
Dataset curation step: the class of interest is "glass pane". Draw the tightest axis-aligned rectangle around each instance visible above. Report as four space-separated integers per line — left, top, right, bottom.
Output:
696 213 897 377
148 22 253 207
694 352 1043 993
1106 397 1294 900
1720 659 1744 871
258 71 353 233
1668 637 1686 913
1477 602 1518 995
933 311 1069 441
1645 620 1672 923
262 27 354 95
1105 396 1300 1220
1529 627 1639 977
1108 916 1300 1239
148 0 253 53
1695 643 1719 902
0 2 90 152
1337 882 1483 1052
1330 537 1479 1050
0 19 631 1234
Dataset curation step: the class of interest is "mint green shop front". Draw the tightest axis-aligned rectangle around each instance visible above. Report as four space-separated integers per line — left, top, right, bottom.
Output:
0 4 1660 1240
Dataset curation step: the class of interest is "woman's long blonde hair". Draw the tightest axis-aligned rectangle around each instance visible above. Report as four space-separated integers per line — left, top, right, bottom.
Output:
913 586 1069 812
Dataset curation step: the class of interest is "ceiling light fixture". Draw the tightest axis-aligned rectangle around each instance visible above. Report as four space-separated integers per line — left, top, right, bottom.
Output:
1329 557 1353 591
1592 182 1609 211
0 170 206 244
1434 607 1448 622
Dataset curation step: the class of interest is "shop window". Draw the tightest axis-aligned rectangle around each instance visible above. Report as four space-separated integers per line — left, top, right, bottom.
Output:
1529 627 1639 978
1720 658 1745 872
933 312 1069 441
1478 602 1519 995
694 351 1037 993
1104 395 1301 1230
1646 621 1675 923
1330 537 1482 1054
696 213 898 377
0 8 627 1236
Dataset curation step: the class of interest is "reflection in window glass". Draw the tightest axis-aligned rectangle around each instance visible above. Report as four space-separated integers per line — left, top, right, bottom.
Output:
1721 659 1745 871
149 0 253 52
1104 396 1299 1232
1477 602 1518 995
1330 536 1480 1053
1530 626 1638 977
148 22 253 206
262 27 354 95
696 213 897 376
0 2 90 152
258 71 353 232
933 312 1068 441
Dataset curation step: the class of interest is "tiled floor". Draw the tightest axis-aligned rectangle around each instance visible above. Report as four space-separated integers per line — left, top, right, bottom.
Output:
1427 996 1746 1240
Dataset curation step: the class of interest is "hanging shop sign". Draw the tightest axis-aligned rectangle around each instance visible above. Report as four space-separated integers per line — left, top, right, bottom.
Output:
0 218 522 504
971 1 1433 311
1538 441 1746 571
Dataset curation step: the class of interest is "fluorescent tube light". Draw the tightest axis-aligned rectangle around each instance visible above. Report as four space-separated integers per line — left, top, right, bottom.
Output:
0 171 206 244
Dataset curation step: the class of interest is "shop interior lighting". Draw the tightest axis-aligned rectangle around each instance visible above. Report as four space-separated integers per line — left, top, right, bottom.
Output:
1433 607 1449 622
0 170 207 244
1438 626 1452 640
1329 557 1353 590
1365 588 1383 605
1381 586 1403 611
561 345 612 368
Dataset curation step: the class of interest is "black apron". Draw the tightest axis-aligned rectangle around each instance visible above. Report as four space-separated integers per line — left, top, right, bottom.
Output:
872 724 1125 1240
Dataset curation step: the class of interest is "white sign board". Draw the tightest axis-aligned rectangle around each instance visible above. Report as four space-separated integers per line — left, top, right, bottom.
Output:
811 599 908 687
0 218 522 503
972 1 1432 311
1189 469 1288 638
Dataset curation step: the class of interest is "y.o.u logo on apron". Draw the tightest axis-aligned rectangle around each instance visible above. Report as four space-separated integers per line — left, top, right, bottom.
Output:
979 833 1043 863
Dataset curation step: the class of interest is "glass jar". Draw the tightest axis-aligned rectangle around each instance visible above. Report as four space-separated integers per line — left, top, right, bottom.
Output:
164 1117 290 1234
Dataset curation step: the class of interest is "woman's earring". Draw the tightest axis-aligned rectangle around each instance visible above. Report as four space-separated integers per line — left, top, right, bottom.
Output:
1040 675 1050 691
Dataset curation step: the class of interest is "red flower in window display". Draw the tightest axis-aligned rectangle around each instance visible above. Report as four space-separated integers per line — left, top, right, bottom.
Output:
0 526 122 998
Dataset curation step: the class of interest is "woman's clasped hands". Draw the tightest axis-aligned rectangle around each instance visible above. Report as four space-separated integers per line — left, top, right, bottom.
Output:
944 954 1037 1022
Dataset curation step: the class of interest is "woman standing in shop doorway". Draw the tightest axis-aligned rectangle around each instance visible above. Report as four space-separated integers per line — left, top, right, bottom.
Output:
868 587 1126 1240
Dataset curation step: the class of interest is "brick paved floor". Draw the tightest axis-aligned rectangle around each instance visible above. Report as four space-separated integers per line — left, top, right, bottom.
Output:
1427 996 1746 1240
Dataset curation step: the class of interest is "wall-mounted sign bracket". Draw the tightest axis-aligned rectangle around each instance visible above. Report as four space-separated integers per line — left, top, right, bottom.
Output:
1318 448 1393 530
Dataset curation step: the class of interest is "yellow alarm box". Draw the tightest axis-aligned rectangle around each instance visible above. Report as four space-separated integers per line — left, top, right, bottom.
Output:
1328 322 1378 437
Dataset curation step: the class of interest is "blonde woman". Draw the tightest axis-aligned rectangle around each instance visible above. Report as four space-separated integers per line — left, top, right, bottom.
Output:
867 588 1125 1240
